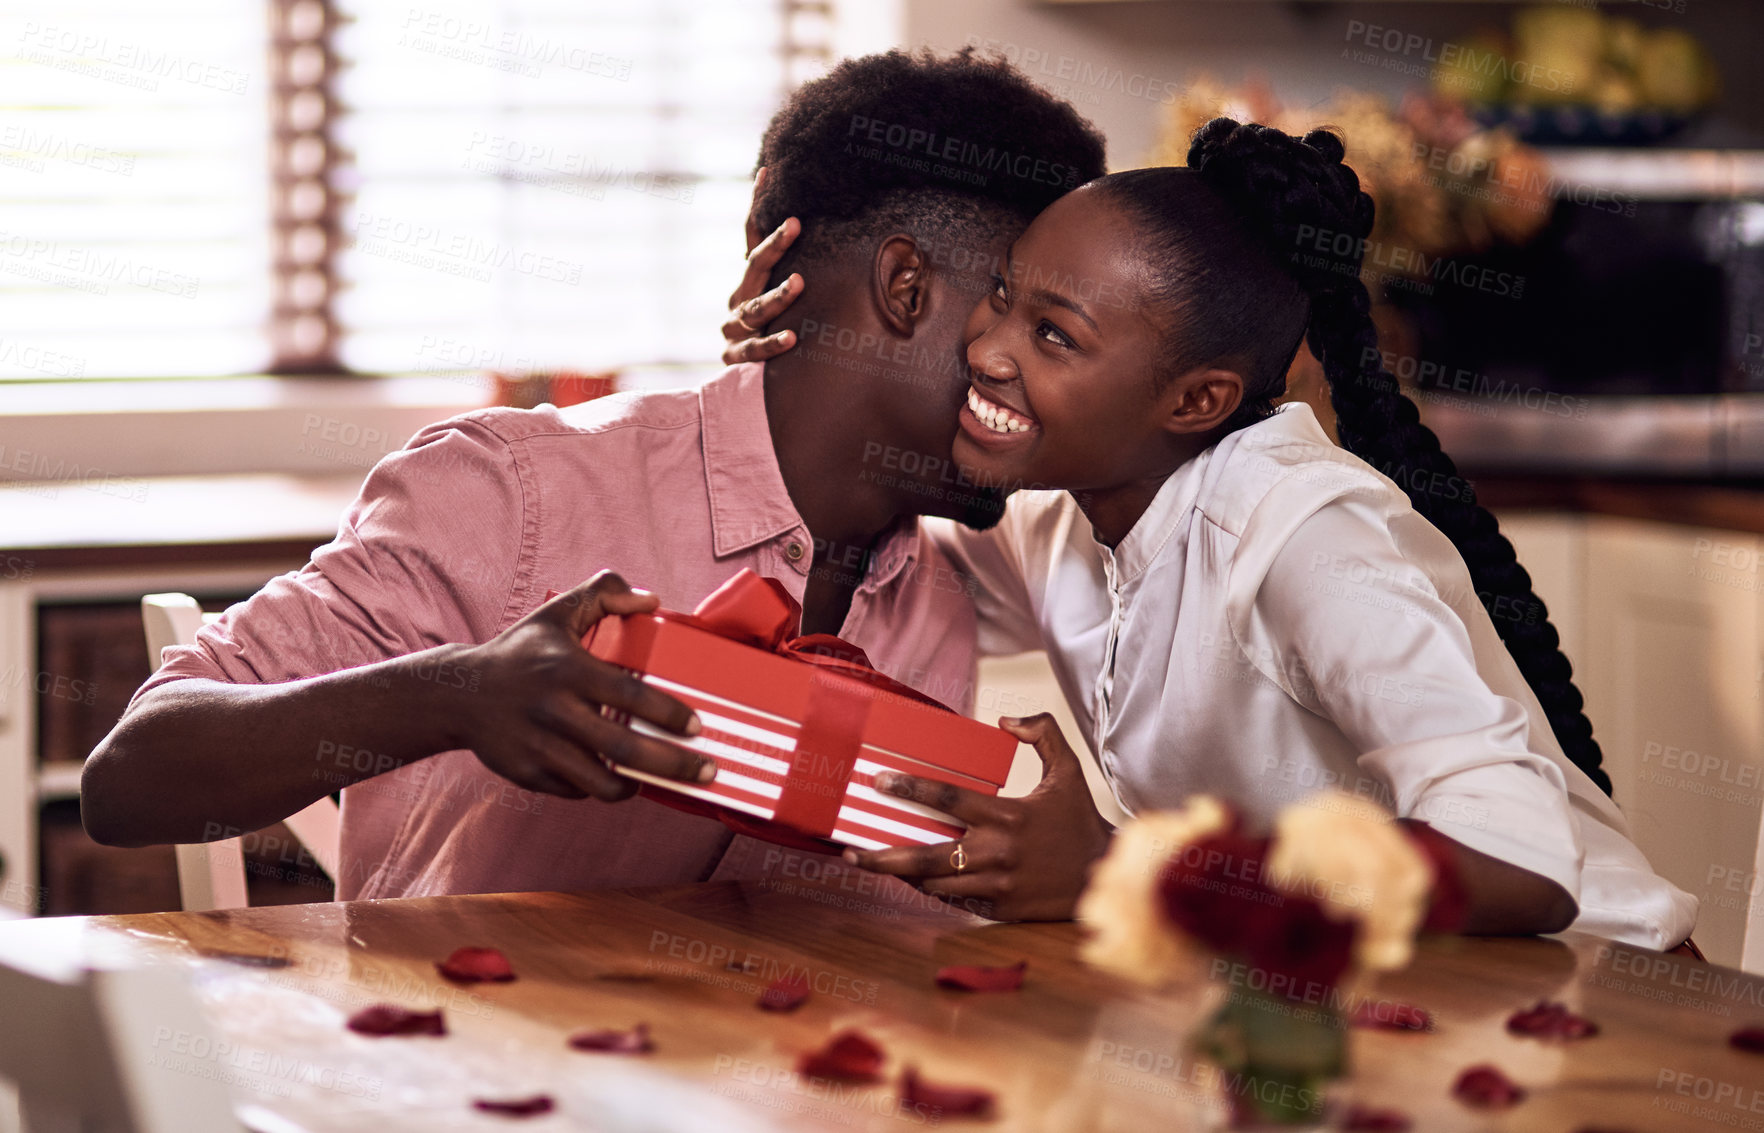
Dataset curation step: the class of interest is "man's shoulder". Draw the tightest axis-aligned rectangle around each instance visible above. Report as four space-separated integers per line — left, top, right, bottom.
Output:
436 387 707 449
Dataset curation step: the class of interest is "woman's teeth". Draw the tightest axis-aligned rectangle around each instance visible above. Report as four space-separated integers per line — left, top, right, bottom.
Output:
967 388 1034 434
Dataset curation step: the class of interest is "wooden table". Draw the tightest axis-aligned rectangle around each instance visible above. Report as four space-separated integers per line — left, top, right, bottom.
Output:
2 879 1761 1132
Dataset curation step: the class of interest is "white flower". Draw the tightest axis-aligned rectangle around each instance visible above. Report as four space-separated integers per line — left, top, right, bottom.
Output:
1263 790 1432 972
1077 796 1232 987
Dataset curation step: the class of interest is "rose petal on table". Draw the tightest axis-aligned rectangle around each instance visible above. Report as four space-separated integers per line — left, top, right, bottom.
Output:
1731 1026 1764 1053
568 1023 654 1054
436 946 516 983
1350 1002 1433 1032
900 1066 996 1119
1505 1000 1598 1040
1451 1064 1525 1109
346 1005 447 1037
935 961 1026 992
472 1095 554 1117
797 1030 886 1082
1340 1104 1411 1131
758 973 811 1012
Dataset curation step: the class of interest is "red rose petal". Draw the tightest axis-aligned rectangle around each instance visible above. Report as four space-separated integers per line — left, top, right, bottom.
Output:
759 973 811 1012
1452 1064 1525 1109
346 1005 447 1037
1341 1105 1411 1132
1350 1002 1433 1032
900 1066 996 1120
1505 1000 1598 1041
934 961 1026 992
437 946 516 983
797 1030 886 1082
472 1095 554 1117
568 1023 654 1054
1731 1026 1764 1053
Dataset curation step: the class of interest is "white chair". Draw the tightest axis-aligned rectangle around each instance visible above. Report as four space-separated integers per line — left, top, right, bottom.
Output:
0 938 242 1133
141 594 341 912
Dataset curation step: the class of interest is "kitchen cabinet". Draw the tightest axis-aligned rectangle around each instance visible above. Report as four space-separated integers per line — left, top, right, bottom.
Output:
1501 511 1764 971
0 473 359 916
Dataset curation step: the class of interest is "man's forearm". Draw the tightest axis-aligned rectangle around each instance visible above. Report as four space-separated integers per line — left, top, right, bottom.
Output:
81 644 473 847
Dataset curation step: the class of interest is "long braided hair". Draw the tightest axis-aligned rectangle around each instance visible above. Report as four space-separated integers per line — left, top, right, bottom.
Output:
1095 118 1611 795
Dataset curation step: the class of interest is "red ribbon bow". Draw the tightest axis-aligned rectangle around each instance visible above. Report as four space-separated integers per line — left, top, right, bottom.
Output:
671 570 946 710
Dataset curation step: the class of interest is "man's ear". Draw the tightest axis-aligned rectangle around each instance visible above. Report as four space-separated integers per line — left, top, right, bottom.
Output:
1161 367 1245 436
871 234 928 338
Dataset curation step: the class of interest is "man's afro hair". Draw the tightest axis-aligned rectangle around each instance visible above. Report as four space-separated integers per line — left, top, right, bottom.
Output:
751 48 1106 264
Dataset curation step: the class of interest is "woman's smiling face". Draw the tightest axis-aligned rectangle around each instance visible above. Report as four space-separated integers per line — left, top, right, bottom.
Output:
954 186 1212 495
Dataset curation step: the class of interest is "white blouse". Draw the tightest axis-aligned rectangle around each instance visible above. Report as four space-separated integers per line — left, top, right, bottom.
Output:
933 403 1696 949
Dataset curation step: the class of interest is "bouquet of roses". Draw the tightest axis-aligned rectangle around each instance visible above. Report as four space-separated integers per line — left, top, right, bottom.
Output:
1078 791 1449 1127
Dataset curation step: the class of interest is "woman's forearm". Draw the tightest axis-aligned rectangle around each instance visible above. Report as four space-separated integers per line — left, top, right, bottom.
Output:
1400 819 1578 936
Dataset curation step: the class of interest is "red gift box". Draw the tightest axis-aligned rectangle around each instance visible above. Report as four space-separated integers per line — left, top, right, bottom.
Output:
580 570 1018 853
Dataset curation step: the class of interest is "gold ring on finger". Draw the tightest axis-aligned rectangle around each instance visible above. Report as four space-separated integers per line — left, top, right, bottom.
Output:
950 843 968 873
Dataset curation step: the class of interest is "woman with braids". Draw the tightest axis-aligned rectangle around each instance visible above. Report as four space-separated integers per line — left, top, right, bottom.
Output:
734 117 1695 948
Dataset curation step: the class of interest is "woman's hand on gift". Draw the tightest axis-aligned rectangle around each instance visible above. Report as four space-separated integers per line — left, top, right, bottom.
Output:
443 571 715 801
721 168 804 366
842 714 1113 921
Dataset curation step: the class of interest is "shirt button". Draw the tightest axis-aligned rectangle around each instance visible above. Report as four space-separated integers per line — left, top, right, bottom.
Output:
785 541 806 562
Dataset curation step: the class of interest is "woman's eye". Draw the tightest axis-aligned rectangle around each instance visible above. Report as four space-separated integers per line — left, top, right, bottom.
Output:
990 275 1007 304
1036 321 1074 349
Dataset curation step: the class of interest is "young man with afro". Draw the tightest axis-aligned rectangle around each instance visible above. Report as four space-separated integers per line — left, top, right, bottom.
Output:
81 49 1107 901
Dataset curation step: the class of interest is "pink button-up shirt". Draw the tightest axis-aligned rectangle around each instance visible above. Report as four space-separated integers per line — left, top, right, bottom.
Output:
138 364 981 900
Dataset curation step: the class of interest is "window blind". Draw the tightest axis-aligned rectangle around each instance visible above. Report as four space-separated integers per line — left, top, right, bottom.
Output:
0 1 273 379
0 1 828 381
331 0 816 377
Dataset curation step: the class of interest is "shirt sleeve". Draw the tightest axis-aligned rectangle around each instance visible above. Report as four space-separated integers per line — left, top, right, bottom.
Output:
923 514 1043 657
1243 496 1587 907
135 414 527 700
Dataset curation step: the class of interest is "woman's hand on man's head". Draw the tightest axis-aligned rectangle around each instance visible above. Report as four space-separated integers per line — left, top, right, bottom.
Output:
722 167 805 366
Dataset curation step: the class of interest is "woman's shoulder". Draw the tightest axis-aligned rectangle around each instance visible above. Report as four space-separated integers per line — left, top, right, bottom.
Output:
1196 403 1409 540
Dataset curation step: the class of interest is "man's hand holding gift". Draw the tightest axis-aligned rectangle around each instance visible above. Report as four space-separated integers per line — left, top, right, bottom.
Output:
442 570 713 801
